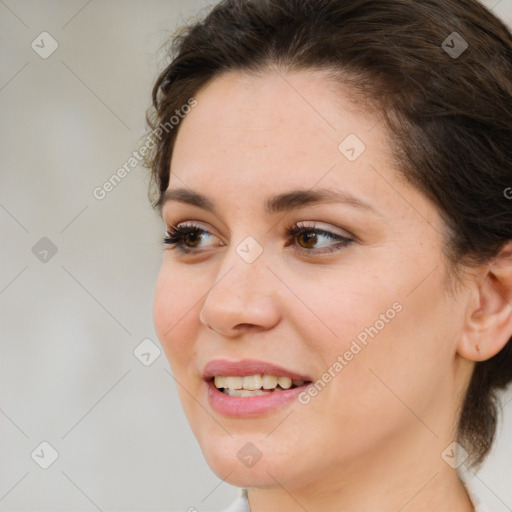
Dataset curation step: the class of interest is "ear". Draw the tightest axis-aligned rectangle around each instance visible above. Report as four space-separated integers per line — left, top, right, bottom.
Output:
458 241 512 362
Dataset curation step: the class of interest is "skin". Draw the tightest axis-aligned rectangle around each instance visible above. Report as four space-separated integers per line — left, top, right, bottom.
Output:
153 68 512 512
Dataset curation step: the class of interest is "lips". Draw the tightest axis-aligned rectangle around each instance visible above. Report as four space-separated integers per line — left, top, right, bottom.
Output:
202 358 313 382
201 358 315 417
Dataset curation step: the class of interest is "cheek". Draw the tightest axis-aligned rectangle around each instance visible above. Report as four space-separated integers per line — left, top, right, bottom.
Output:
153 264 202 369
286 261 456 430
153 265 207 429
281 266 396 362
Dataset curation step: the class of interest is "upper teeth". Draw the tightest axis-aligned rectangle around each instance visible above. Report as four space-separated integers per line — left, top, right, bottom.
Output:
214 375 305 390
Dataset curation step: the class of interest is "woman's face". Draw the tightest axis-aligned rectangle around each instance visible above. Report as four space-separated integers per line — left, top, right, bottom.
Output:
153 69 471 489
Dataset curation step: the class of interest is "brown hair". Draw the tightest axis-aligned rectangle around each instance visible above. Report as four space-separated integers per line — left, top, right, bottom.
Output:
144 0 512 466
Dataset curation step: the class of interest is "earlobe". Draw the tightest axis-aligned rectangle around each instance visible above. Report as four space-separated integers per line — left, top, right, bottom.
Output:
457 241 512 362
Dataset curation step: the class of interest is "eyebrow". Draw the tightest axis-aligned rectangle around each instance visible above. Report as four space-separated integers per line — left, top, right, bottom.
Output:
158 187 381 216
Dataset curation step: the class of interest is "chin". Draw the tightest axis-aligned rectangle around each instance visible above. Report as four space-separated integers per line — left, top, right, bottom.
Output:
197 431 313 489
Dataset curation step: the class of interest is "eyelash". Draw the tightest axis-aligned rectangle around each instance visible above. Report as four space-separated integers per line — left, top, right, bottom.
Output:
162 222 354 256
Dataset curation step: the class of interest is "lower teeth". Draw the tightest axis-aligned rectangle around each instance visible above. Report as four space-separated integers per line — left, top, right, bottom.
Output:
222 387 289 397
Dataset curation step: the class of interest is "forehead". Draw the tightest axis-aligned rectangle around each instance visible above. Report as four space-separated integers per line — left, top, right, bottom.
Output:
172 71 380 173
166 69 428 226
173 68 380 152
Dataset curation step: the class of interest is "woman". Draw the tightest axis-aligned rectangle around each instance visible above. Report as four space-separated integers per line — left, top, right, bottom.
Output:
145 0 512 510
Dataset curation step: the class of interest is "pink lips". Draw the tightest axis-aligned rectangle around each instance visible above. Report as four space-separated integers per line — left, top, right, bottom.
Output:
203 358 313 418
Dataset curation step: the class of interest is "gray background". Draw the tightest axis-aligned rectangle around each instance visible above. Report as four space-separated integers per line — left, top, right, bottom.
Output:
0 1 511 510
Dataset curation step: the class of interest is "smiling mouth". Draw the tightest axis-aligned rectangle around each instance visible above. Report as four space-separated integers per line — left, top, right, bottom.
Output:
212 374 312 397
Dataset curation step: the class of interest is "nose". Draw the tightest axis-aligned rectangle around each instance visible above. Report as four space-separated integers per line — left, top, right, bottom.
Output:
199 244 281 337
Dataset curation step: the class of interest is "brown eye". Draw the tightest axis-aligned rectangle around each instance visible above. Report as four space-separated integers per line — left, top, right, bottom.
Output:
163 223 220 253
287 223 355 255
183 230 202 247
297 231 318 249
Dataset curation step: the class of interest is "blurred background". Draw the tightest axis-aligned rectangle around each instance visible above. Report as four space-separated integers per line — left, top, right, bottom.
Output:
0 1 511 510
